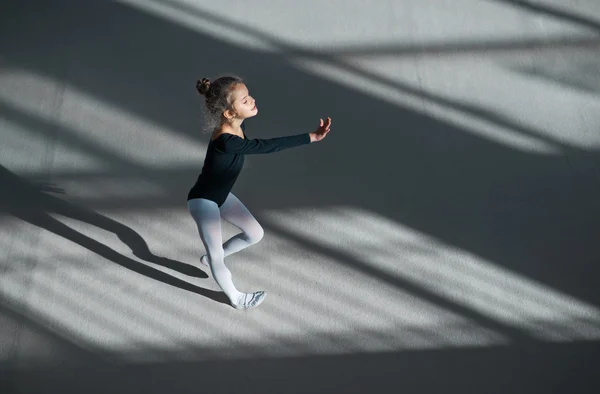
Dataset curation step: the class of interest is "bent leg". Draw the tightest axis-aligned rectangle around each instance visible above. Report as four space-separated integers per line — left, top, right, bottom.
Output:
219 193 265 258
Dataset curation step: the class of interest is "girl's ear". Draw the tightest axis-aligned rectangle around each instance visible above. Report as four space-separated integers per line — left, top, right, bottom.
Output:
223 109 236 121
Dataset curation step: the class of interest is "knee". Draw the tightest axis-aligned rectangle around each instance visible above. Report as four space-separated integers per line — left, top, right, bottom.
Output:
247 225 264 244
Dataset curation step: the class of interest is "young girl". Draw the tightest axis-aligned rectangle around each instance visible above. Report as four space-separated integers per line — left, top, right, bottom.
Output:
188 76 332 310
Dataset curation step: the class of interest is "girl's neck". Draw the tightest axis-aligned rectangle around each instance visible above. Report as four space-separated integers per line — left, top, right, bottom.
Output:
221 121 244 134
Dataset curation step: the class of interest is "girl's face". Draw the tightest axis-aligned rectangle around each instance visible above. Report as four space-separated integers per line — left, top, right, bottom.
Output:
229 83 258 120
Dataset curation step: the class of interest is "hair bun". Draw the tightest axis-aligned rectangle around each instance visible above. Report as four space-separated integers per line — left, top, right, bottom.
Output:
196 78 211 95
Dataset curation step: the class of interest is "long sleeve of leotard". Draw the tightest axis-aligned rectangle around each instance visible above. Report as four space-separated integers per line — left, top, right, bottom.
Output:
214 133 311 155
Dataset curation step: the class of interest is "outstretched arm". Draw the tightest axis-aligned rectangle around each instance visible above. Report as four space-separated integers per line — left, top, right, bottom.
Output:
214 133 311 155
216 117 333 155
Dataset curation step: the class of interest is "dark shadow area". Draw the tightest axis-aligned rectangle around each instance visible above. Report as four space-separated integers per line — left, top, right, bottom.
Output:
0 164 226 301
0 301 110 369
298 36 600 57
2 340 600 394
492 0 600 32
1 0 600 392
510 56 600 95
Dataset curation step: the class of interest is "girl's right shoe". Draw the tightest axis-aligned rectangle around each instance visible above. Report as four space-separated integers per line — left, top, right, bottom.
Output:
232 291 266 310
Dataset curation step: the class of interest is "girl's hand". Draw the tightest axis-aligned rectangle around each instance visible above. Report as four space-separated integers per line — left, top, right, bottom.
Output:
310 117 332 143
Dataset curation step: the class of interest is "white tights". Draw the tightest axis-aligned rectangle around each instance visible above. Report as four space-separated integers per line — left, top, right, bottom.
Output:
187 193 264 303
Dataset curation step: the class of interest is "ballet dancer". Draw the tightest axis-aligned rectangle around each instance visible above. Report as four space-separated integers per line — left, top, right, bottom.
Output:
188 76 332 309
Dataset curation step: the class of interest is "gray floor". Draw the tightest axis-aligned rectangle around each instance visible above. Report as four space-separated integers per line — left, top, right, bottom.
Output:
1 0 600 393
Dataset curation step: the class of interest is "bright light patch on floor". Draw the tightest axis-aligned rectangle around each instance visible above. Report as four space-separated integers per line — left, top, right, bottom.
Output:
0 69 206 171
2 205 599 365
261 206 600 342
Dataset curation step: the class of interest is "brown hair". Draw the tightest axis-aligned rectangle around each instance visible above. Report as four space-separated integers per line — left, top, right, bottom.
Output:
196 75 243 132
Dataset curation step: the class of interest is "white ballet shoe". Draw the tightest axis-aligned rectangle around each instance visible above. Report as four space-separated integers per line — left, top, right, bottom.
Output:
232 291 266 310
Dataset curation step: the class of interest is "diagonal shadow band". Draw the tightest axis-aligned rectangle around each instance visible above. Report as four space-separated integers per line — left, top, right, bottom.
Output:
259 213 536 343
149 0 600 56
291 37 600 57
146 0 589 152
0 164 227 304
493 0 600 33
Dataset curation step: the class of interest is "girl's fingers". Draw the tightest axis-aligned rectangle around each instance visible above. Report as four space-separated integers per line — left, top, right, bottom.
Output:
317 117 332 134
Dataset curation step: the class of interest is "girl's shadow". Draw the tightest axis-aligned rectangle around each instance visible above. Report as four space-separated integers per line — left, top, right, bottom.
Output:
0 164 227 304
